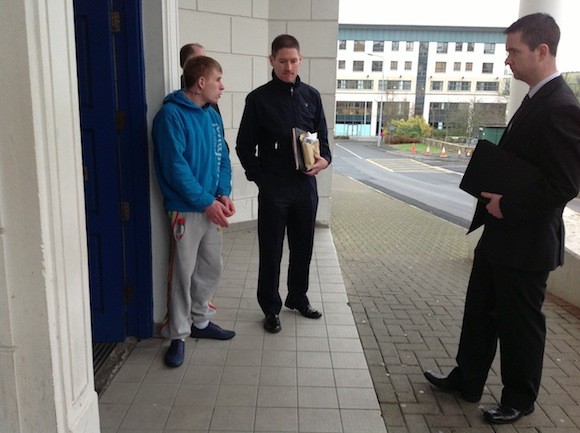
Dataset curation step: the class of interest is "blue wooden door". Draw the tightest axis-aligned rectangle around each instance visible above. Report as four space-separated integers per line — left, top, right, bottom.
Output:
74 0 125 342
74 0 153 343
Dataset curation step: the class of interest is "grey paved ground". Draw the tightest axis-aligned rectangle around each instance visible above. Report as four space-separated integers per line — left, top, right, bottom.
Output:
330 173 580 433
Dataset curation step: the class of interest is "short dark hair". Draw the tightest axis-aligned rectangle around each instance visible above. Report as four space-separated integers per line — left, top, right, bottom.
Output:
271 34 300 57
505 13 560 56
179 43 205 68
183 56 222 90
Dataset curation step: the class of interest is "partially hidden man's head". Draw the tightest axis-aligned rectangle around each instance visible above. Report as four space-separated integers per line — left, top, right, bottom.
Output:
180 43 206 68
270 34 302 84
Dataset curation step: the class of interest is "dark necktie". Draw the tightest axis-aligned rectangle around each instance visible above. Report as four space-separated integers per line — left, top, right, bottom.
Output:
507 94 530 131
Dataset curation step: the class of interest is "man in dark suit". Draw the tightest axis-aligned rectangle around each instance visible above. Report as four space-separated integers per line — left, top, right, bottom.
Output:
424 13 580 424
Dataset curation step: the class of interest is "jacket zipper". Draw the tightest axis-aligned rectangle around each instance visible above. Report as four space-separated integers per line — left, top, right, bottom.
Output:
290 86 298 127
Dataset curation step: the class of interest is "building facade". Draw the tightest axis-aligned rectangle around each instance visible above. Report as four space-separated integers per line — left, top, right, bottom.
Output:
335 25 511 138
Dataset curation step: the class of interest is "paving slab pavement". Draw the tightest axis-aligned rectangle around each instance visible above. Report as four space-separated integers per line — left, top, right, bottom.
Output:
330 172 580 432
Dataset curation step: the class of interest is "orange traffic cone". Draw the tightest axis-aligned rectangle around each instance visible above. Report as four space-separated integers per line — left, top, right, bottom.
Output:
411 143 416 154
440 146 448 158
424 146 431 156
466 148 472 157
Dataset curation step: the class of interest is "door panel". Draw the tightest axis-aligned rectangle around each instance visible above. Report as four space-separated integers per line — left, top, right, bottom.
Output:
74 0 125 342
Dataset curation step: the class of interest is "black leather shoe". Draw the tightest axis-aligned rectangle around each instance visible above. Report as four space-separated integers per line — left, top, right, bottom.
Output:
264 314 281 333
483 404 534 424
423 370 481 403
284 301 322 319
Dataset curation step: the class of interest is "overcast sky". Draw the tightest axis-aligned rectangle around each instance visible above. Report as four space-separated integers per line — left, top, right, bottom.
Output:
338 0 579 71
339 0 520 27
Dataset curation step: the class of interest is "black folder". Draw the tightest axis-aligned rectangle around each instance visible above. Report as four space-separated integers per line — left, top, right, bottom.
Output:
459 139 544 202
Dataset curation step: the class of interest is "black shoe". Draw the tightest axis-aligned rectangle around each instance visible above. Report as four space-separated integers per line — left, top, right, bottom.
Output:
284 301 322 319
423 370 481 403
165 339 185 368
264 314 281 333
191 322 235 340
483 404 534 424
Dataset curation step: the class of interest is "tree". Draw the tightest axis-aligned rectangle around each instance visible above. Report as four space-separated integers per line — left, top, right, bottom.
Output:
391 116 433 138
563 71 580 102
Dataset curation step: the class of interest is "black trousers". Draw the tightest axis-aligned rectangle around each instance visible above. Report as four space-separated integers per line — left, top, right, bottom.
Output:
257 175 318 315
451 246 549 409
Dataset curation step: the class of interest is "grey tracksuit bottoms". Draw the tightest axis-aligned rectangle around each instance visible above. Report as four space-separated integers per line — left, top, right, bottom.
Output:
161 211 222 340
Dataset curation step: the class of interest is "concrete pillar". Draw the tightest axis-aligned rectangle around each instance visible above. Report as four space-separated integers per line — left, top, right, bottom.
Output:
0 1 99 431
142 0 179 325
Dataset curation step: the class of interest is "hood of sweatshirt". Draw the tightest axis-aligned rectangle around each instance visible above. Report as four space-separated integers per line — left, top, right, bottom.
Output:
163 89 208 111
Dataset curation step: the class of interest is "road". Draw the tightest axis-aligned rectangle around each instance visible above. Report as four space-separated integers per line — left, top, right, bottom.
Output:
332 139 580 228
332 140 474 228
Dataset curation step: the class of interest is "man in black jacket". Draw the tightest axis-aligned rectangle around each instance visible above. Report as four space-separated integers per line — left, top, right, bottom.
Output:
236 34 331 334
424 13 580 424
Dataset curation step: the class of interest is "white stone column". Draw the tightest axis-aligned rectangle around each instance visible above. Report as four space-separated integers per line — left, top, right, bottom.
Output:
142 0 179 325
0 0 99 432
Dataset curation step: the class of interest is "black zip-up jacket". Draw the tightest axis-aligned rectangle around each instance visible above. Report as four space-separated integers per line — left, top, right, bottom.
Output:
236 71 331 185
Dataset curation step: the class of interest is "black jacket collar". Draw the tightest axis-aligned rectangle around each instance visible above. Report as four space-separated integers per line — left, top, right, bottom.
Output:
271 70 302 91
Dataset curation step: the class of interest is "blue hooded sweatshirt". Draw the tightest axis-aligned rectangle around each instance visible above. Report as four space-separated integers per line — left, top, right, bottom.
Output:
152 90 231 212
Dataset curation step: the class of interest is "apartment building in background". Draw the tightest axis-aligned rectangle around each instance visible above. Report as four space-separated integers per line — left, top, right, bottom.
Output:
335 24 511 138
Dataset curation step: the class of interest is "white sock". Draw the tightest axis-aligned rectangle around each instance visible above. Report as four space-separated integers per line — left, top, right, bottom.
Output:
193 320 209 330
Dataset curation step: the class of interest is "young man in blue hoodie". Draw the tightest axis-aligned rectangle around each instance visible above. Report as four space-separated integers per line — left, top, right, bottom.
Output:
153 56 236 368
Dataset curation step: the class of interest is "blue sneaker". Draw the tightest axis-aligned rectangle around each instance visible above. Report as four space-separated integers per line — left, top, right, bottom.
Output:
191 322 235 340
164 339 185 367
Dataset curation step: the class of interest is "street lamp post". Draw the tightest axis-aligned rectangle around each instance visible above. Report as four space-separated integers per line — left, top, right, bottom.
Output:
377 94 384 147
368 53 385 147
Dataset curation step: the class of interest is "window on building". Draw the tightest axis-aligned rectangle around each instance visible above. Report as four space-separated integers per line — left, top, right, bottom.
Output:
484 43 496 54
467 42 475 52
454 62 461 71
428 102 469 128
437 42 448 53
406 41 414 51
358 80 373 89
482 62 494 73
353 60 364 72
337 79 373 90
476 81 500 91
405 61 412 70
354 40 365 52
373 41 384 52
371 61 383 72
392 41 399 51
431 81 444 91
455 42 463 52
386 80 412 90
390 61 398 70
338 60 345 70
435 62 446 73
339 40 346 50
335 101 372 125
448 81 471 91
465 62 473 71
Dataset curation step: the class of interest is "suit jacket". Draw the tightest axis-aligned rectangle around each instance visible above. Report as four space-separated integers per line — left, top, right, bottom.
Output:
468 76 580 271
